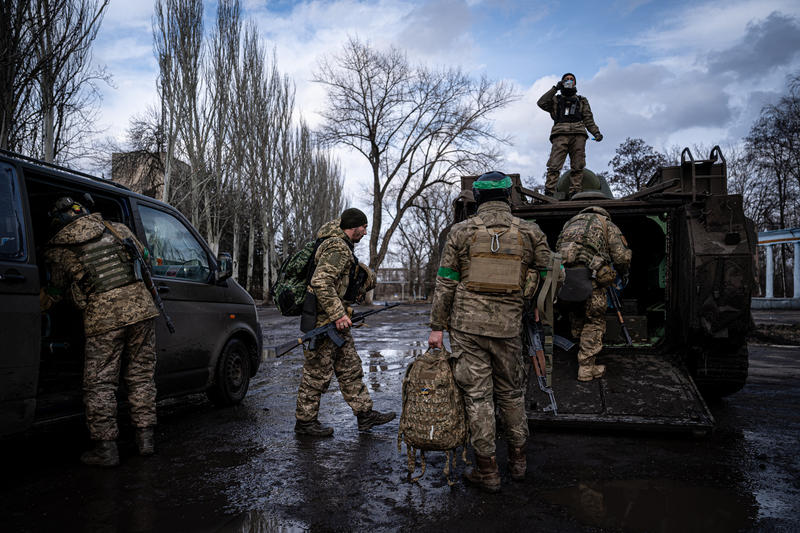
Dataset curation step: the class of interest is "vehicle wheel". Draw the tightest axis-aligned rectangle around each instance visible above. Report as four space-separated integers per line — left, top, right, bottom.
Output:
207 338 251 406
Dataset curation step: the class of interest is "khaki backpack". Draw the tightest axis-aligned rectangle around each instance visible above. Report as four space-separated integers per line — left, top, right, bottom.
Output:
397 348 468 485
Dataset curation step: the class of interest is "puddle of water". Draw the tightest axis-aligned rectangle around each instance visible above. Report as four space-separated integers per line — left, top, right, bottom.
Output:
543 478 756 533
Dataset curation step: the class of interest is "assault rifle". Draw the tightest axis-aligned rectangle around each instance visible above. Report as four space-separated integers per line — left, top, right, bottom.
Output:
606 285 632 346
121 237 176 334
264 303 401 359
102 221 175 334
522 308 560 416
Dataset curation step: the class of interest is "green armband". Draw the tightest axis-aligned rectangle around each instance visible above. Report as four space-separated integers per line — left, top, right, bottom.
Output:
437 267 460 281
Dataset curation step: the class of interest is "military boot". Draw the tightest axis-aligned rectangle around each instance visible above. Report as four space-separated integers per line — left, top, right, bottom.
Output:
80 440 120 467
464 454 501 493
135 427 155 456
508 442 527 482
577 361 606 382
356 409 396 431
294 418 334 437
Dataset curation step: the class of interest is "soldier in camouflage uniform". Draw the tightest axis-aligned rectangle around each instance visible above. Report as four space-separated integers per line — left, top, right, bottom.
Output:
557 206 631 381
294 208 395 437
537 73 603 198
428 172 558 493
41 197 160 466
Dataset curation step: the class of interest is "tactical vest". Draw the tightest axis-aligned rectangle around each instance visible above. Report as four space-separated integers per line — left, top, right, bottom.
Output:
555 94 582 123
76 230 140 294
559 214 616 286
464 216 526 294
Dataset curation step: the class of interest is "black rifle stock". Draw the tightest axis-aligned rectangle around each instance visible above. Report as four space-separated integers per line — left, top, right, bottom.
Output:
606 286 632 346
265 303 401 359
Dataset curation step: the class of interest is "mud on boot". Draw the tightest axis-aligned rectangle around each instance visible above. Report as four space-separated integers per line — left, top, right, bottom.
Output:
577 363 606 382
80 440 120 467
135 427 155 456
294 418 334 437
464 454 501 493
357 409 396 431
508 443 527 482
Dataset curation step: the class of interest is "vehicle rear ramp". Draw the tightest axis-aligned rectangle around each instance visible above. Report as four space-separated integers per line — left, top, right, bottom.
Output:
526 349 715 433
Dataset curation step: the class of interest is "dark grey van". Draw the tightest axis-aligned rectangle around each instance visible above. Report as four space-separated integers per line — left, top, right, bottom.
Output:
0 151 262 436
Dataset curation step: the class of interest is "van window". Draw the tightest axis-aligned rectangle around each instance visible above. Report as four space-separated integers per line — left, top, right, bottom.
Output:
139 205 210 282
0 163 26 260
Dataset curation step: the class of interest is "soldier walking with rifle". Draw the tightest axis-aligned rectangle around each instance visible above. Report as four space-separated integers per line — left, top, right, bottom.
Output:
556 206 631 382
41 196 171 466
293 208 395 437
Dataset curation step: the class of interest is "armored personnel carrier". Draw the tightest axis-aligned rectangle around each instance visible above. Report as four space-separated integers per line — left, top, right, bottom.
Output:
453 147 755 432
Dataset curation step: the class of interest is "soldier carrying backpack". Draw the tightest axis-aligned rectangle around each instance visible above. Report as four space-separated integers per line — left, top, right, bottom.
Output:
428 172 561 493
293 208 395 437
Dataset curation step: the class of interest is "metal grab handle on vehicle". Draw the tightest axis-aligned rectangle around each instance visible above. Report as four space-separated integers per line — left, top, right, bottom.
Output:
0 271 26 282
157 285 170 293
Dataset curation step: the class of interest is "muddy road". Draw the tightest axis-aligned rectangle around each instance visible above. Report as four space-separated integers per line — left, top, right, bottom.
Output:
1 305 799 532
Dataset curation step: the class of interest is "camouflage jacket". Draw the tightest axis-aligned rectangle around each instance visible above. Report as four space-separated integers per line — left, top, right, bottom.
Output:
556 206 631 273
44 213 159 337
308 219 374 327
429 201 556 339
537 86 601 141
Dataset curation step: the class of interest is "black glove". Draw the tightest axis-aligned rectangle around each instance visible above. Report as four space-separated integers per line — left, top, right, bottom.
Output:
556 81 564 91
594 132 603 142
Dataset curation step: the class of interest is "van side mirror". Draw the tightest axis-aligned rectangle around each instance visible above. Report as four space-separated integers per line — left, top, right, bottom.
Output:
216 252 233 283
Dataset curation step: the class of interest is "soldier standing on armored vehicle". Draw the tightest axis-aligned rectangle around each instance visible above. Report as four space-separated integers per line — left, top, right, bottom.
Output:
557 206 631 381
41 197 160 466
294 208 395 437
428 172 558 493
538 73 603 198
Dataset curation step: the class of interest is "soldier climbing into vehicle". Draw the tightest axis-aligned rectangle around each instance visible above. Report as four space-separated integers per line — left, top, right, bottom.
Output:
40 196 161 466
428 171 561 493
538 73 603 199
556 206 631 382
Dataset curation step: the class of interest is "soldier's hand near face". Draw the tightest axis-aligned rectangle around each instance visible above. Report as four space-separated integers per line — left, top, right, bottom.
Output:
428 330 444 349
335 314 352 331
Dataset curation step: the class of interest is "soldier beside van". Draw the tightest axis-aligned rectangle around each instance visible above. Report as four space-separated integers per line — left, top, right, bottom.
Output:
538 73 602 199
428 172 558 493
40 197 160 466
556 206 631 382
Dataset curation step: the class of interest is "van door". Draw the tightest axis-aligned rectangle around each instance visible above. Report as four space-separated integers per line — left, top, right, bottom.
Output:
133 202 227 395
0 162 40 436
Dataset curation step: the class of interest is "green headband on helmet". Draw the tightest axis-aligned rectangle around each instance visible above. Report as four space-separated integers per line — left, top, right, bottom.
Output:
472 176 512 190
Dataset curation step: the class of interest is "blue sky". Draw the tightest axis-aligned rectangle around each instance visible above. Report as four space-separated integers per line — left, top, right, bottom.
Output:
91 0 800 193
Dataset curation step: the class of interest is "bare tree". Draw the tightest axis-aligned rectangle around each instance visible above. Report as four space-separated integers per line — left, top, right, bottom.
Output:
1 0 109 162
608 137 668 195
315 37 516 271
391 182 454 299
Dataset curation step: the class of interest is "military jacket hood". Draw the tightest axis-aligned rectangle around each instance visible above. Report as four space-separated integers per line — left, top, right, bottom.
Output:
49 213 106 245
581 206 610 218
315 217 354 247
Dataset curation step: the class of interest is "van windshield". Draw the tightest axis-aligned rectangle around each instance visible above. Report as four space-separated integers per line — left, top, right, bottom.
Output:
0 164 25 260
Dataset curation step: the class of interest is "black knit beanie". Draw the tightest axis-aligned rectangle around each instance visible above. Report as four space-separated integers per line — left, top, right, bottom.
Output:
340 207 368 229
561 72 575 81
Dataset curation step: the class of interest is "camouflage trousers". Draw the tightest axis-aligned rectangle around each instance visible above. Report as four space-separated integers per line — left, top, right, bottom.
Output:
545 134 587 194
295 330 373 422
569 285 607 366
450 329 529 457
83 318 157 441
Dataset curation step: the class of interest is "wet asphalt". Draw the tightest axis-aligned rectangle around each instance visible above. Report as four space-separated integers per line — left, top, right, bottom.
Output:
1 304 799 532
